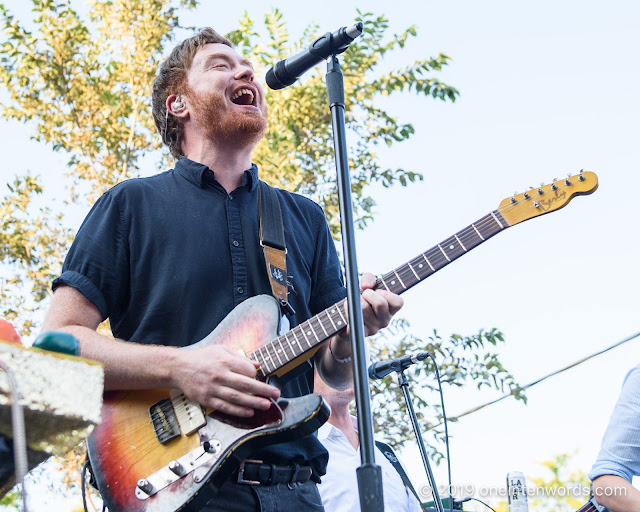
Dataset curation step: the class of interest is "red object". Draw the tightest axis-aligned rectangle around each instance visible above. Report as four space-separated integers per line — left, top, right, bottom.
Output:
0 319 21 345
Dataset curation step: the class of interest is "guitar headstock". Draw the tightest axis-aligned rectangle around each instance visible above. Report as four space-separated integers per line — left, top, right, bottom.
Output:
498 170 598 227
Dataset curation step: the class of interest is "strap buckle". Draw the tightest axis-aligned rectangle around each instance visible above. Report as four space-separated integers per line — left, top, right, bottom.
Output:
237 459 263 485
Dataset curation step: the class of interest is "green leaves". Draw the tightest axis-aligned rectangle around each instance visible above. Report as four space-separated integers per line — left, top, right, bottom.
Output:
0 0 195 331
0 174 72 333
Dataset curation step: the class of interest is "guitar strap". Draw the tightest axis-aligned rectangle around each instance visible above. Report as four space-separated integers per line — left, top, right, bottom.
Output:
258 181 295 316
375 440 431 512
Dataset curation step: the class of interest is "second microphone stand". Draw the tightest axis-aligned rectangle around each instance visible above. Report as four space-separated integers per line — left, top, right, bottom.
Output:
397 369 445 512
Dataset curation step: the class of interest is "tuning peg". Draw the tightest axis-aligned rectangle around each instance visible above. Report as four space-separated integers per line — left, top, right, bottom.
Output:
537 187 544 195
551 183 558 191
565 174 572 186
533 201 540 208
510 196 517 204
523 191 531 200
579 170 586 181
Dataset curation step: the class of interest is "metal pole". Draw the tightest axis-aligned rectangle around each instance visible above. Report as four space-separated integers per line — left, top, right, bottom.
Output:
0 358 29 511
397 369 445 512
326 54 384 512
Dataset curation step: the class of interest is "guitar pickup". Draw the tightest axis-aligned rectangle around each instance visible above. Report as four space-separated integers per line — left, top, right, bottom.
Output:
149 392 206 444
149 398 181 444
169 390 206 435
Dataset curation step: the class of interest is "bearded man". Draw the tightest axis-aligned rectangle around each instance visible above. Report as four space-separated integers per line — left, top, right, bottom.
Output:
42 28 402 511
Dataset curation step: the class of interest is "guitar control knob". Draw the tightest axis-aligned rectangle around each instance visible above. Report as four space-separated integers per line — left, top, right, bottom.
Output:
203 439 221 454
169 460 185 476
523 192 531 200
137 479 153 494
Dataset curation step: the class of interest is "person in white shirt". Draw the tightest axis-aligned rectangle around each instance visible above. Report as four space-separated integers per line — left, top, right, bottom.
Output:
314 368 424 512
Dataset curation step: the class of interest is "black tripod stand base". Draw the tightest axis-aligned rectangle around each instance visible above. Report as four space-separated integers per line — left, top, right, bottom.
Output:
356 463 385 512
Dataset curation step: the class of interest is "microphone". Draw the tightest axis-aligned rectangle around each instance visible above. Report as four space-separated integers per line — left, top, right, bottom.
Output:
368 352 430 380
265 22 364 90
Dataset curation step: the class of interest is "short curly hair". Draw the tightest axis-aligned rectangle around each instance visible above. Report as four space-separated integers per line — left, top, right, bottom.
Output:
152 28 233 159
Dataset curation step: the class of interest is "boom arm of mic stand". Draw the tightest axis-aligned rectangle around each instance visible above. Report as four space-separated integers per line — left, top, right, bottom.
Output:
326 54 384 512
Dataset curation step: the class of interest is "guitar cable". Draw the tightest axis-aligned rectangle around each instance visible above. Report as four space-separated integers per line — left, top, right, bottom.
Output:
456 497 497 512
425 353 454 512
82 458 106 512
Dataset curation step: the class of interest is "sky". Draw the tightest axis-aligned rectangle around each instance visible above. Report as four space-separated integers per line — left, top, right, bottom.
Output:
1 0 639 510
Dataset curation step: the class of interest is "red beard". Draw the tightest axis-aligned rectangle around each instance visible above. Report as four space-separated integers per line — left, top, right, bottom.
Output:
188 86 268 145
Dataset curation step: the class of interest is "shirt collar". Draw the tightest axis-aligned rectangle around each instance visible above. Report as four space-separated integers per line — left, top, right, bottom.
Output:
174 156 259 191
317 421 335 441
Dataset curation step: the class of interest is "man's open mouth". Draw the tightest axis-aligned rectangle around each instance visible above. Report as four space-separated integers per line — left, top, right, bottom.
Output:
231 88 256 106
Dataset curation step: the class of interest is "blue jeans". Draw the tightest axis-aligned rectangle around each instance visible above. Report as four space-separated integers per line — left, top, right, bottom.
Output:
202 479 325 512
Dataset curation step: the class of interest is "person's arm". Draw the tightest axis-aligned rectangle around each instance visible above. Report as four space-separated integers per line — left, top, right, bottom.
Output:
42 285 280 417
315 272 403 389
592 474 640 511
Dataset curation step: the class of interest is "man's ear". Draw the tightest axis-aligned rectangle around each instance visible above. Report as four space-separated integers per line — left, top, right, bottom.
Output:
166 94 188 118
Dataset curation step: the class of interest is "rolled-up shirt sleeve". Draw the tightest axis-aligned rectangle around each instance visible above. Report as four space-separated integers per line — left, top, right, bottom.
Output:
589 365 640 483
52 189 129 321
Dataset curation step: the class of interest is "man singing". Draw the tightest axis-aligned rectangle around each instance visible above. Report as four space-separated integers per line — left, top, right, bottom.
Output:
42 28 403 511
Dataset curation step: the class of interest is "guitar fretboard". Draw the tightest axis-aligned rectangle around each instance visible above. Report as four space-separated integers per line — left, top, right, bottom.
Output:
250 210 508 377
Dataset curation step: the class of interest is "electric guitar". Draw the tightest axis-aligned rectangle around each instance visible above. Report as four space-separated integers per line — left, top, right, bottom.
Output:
87 171 598 511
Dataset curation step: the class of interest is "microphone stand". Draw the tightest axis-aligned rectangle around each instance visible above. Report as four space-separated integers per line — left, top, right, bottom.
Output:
326 53 384 512
397 369 445 512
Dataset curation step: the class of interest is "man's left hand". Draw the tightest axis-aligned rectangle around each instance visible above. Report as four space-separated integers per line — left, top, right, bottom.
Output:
335 272 404 344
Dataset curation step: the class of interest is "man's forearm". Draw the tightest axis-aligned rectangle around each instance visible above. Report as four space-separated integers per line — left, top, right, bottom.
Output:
592 474 640 512
43 321 180 391
41 285 180 390
315 336 353 390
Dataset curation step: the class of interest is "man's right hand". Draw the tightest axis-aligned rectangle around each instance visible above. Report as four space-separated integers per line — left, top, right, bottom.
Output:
171 344 280 417
42 285 280 418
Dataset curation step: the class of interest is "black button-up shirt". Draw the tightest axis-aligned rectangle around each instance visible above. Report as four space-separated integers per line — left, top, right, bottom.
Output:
53 157 346 474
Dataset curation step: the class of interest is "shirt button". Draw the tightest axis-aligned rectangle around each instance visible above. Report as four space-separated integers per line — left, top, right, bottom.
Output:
233 240 240 247
237 287 244 294
228 194 234 200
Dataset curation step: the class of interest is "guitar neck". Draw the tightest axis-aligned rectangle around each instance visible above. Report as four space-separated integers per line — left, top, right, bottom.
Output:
372 210 507 295
251 209 509 377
